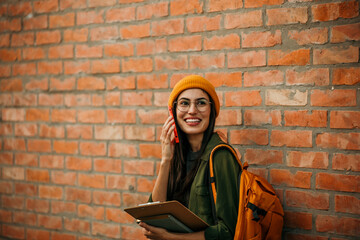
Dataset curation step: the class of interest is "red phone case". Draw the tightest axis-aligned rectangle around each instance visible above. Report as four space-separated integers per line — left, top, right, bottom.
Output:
168 107 179 143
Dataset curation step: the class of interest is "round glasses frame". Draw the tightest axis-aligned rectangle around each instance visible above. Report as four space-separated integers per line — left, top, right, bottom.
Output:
173 99 212 113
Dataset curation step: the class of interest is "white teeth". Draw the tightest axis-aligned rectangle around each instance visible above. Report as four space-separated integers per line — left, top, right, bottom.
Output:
186 119 200 123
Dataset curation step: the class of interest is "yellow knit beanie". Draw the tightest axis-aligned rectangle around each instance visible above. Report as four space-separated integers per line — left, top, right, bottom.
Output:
168 75 220 117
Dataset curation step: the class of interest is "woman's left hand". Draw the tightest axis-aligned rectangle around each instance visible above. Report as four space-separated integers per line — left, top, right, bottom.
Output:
139 222 173 240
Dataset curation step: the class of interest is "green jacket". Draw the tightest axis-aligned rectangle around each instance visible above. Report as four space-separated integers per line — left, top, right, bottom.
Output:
188 132 240 240
150 132 240 239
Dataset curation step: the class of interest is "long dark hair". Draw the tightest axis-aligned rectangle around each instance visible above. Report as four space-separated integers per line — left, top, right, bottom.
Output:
167 93 216 206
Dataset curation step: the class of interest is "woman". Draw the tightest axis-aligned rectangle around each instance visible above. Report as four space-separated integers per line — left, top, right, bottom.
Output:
139 75 240 240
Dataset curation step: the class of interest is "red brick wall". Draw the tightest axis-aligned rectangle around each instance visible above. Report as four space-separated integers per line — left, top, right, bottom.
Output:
0 0 359 239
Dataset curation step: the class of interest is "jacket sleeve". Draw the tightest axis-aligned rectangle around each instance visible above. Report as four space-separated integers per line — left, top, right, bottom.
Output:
204 148 240 240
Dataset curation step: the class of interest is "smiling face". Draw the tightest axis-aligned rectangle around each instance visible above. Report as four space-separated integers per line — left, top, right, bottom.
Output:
175 89 211 143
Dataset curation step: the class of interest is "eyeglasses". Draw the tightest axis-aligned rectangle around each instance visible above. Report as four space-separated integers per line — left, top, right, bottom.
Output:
174 98 211 113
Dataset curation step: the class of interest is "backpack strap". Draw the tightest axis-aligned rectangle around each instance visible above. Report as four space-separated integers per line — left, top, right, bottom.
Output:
209 144 243 204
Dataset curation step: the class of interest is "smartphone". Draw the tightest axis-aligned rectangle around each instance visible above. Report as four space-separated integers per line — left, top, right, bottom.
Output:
168 106 179 143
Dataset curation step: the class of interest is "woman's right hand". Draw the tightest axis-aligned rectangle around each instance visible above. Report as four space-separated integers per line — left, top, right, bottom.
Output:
160 116 176 164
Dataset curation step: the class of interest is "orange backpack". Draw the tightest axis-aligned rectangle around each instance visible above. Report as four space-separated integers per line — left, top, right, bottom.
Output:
209 144 284 240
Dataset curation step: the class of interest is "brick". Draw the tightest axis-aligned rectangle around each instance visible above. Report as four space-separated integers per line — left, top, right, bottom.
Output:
331 23 360 43
89 0 116 7
36 30 61 45
25 78 48 91
0 49 21 62
38 93 63 106
15 124 38 138
39 124 65 138
11 32 34 47
64 218 91 234
0 78 23 91
52 232 76 240
38 215 62 230
78 204 104 220
64 60 90 75
107 175 136 191
107 109 136 123
289 28 328 45
23 15 48 30
204 34 240 50
186 15 221 33
106 76 135 90
205 72 242 87
79 173 105 188
138 144 162 159
65 187 91 203
15 153 38 167
137 2 168 20
314 46 359 64
125 126 155 141
4 138 26 151
169 35 202 52
266 89 307 106
317 132 360 151
312 1 359 22
316 172 359 192
332 153 360 172
137 74 168 89
316 215 359 236
136 39 167 55
244 110 281 126
286 68 329 86
64 94 91 107
271 130 312 148
15 183 37 196
333 67 360 85
246 0 283 8
92 222 120 239
2 225 25 239
152 19 184 36
121 226 145 240
155 55 188 70
225 90 262 106
230 129 268 145
0 34 10 47
105 92 120 106
90 26 118 41
66 125 92 139
80 142 106 156
48 45 73 59
284 110 327 127
54 140 78 155
190 53 225 69
50 77 75 91
245 149 283 165
2 167 25 180
216 109 242 126
104 43 134 57
244 70 283 87
0 65 11 77
137 178 156 193
242 30 281 48
286 190 329 210
108 143 137 157
39 186 63 200
207 0 242 12
78 110 105 123
271 169 312 188
311 89 356 107
284 211 312 230
26 229 50 240
49 13 75 28
76 45 102 59
13 212 37 226
94 158 122 173
120 23 150 39
64 28 88 42
225 10 262 29
170 0 203 16
8 2 32 16
93 191 121 206
268 49 310 66
335 195 360 215
66 157 91 171
51 109 76 123
34 0 58 13
13 93 37 107
267 7 307 25
40 155 64 169
77 76 105 90
26 169 50 183
38 61 63 75
330 111 360 129
60 0 87 10
26 109 49 121
286 151 328 169
228 50 266 68
123 160 154 176
106 207 134 223
77 10 104 25
122 58 152 73
106 7 135 22
23 47 46 60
